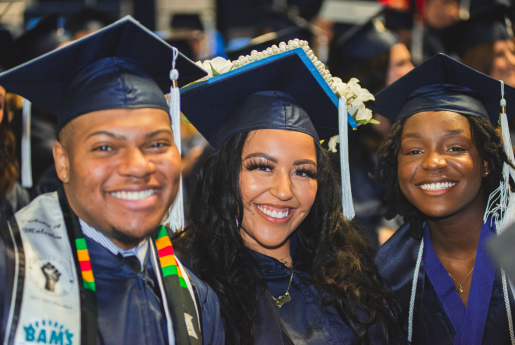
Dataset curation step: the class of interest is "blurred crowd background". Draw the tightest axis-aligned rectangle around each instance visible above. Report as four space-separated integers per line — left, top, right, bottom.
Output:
0 0 514 250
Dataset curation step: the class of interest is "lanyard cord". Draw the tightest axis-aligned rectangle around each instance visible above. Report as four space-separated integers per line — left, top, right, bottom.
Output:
408 239 424 342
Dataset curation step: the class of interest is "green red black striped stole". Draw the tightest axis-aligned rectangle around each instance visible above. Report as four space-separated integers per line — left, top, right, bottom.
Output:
76 238 96 291
154 226 202 345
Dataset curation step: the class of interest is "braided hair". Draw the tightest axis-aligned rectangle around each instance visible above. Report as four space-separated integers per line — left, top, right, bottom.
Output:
372 114 511 238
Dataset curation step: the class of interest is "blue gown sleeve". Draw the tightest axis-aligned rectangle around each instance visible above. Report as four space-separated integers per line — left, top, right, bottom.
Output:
0 230 8 341
185 268 225 345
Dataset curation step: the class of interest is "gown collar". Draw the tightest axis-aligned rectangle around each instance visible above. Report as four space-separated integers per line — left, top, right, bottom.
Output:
423 220 496 345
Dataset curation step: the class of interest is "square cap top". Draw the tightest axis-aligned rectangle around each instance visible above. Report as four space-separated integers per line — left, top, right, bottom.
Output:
369 54 515 125
180 46 356 149
0 16 207 130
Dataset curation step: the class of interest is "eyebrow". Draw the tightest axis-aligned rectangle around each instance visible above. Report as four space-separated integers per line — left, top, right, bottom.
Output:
243 153 316 166
442 129 465 136
293 159 317 166
402 132 421 139
86 131 126 140
402 129 466 140
243 153 278 163
145 129 173 138
86 129 173 140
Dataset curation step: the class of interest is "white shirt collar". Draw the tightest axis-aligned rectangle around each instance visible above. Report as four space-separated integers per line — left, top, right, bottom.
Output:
79 219 149 270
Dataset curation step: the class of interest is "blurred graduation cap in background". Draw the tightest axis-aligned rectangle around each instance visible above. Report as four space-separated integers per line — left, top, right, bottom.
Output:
442 4 513 58
65 7 116 40
369 53 515 125
0 16 206 229
0 29 21 72
327 8 400 94
170 13 203 32
15 13 70 64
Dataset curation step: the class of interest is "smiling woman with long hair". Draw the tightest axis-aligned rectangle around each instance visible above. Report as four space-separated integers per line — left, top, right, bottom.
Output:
372 54 515 345
0 86 29 224
173 43 405 345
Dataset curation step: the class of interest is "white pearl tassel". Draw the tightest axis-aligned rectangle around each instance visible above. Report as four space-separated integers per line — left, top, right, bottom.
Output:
165 48 185 232
338 96 355 220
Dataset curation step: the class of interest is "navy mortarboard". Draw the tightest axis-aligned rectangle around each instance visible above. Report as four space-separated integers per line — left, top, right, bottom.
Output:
15 13 70 63
331 10 399 63
0 29 21 72
369 53 515 125
182 39 377 220
0 16 211 345
442 4 513 58
65 6 116 39
0 16 205 131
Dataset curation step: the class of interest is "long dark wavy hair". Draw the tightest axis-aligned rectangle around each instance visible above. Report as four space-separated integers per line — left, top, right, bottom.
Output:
372 115 511 239
174 132 404 345
0 92 19 199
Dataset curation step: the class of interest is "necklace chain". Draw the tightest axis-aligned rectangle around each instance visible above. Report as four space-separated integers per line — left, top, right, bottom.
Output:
271 261 294 308
448 267 474 294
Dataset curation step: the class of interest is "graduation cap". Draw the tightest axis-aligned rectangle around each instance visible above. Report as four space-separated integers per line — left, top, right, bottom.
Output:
181 39 377 220
0 29 21 72
65 7 116 38
331 10 399 62
442 4 513 58
170 14 203 31
0 15 206 131
15 13 71 63
0 15 207 231
369 53 515 125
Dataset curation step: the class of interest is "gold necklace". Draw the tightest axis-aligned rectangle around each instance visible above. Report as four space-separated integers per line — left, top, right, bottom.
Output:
271 266 294 308
279 252 291 266
448 267 474 294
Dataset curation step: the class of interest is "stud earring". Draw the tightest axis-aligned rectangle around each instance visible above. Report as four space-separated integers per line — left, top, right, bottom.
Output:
63 174 67 179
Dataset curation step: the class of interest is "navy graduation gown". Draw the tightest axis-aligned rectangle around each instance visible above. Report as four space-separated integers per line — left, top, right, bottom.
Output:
375 223 515 345
248 250 392 345
0 234 225 345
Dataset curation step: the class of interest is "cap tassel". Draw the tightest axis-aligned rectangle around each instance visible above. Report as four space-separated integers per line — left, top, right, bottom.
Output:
338 95 355 220
484 81 515 232
21 98 32 188
165 48 185 232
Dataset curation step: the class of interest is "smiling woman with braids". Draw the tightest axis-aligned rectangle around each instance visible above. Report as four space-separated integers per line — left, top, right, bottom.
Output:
373 54 515 345
173 43 405 345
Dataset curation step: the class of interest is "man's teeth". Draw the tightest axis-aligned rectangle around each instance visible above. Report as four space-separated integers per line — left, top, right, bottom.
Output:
420 182 456 191
256 205 289 219
110 189 155 201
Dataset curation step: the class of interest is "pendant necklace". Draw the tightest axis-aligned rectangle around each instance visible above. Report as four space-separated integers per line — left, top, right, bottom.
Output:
272 265 294 308
448 267 474 294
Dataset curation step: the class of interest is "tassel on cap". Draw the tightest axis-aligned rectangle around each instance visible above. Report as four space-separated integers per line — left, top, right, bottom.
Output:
165 48 185 232
21 98 32 188
484 81 515 232
338 95 355 220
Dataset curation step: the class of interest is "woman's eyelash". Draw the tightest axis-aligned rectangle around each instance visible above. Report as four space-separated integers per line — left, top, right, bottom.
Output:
295 167 317 179
244 159 274 171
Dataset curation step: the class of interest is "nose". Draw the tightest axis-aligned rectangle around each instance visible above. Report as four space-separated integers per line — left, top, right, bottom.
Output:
118 147 155 177
269 170 293 201
421 151 448 171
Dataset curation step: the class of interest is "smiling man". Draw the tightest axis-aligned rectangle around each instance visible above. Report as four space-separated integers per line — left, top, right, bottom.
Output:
0 17 224 345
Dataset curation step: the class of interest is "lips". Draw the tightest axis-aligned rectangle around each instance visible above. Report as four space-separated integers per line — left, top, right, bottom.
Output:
110 189 155 201
418 182 456 191
254 204 296 224
256 204 290 219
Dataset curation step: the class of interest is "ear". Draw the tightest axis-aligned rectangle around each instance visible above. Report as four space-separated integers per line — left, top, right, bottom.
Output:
53 141 70 183
483 160 490 178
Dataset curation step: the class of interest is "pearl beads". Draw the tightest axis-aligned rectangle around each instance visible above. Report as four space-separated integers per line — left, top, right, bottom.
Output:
226 38 338 95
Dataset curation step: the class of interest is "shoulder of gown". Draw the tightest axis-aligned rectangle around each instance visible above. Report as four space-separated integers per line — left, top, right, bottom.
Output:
183 267 225 345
